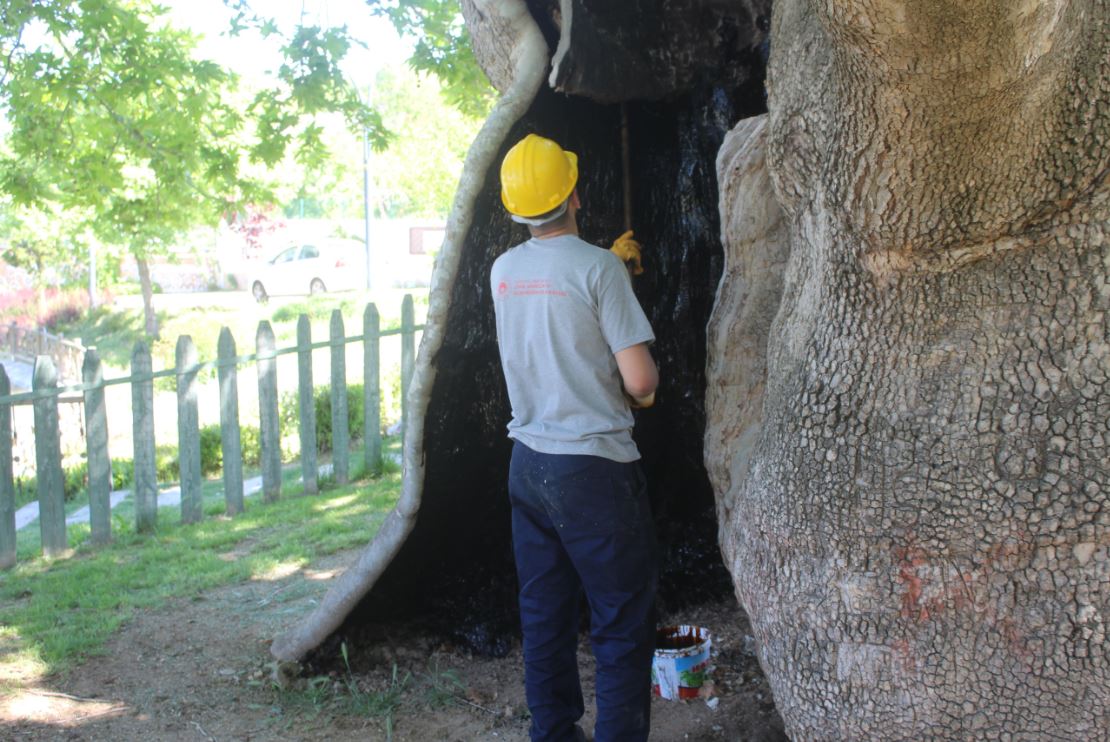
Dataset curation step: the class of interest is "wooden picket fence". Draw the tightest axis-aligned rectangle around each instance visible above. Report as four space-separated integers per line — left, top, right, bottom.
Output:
0 296 421 569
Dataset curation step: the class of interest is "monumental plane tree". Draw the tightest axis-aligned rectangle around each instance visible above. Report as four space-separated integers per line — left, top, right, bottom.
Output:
273 1 1108 738
707 0 1109 737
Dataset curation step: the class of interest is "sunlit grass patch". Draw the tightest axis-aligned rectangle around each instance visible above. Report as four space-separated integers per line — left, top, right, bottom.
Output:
0 471 401 683
0 627 48 696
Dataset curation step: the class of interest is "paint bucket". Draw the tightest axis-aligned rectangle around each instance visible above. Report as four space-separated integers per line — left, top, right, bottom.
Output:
652 625 712 700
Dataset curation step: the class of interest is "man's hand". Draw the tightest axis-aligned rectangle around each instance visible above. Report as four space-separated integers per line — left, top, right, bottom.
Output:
610 230 644 275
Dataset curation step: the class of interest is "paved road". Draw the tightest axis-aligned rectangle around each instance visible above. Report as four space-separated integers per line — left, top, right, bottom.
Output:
14 475 267 532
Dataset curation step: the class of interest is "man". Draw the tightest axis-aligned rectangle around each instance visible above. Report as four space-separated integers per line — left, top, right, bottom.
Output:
491 133 659 742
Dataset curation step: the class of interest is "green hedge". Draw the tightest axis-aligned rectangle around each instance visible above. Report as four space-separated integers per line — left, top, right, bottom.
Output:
279 383 365 454
13 426 263 509
197 423 263 474
14 458 134 508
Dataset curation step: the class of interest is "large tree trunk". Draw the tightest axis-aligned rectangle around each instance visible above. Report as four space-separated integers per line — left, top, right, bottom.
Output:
708 0 1109 738
135 257 159 339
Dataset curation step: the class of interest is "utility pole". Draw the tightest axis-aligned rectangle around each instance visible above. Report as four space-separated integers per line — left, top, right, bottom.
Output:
363 127 372 291
88 241 98 308
362 83 373 292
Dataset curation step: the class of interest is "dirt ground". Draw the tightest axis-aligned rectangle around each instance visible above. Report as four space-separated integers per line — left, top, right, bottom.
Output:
2 548 788 741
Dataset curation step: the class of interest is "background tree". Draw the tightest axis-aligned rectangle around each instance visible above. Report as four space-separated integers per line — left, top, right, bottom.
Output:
0 0 386 336
262 62 485 223
372 0 495 118
367 64 486 218
0 202 89 321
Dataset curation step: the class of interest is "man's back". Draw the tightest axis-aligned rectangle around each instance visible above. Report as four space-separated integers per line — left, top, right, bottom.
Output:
491 234 654 462
494 133 658 742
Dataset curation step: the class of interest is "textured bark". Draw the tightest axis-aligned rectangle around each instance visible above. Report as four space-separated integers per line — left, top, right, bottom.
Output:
704 115 789 535
135 257 159 339
461 0 525 94
710 0 1110 738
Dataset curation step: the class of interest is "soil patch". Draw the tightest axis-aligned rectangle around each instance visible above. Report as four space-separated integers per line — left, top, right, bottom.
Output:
2 549 787 741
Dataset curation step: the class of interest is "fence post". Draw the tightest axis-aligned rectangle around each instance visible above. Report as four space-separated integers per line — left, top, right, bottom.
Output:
296 315 318 495
176 336 202 524
363 303 382 476
82 350 111 545
329 310 349 485
0 366 15 569
401 293 415 442
32 356 66 557
257 321 281 502
131 341 157 533
217 328 244 516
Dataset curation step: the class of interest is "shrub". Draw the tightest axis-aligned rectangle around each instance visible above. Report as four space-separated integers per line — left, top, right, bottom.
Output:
279 383 366 454
155 444 180 483
0 286 89 329
112 458 134 490
63 462 88 501
195 423 262 473
43 298 85 332
199 424 223 476
95 452 178 489
12 461 91 507
241 425 262 467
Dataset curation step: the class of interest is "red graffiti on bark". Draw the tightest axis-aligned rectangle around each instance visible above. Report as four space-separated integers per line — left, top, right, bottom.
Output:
894 532 1032 623
890 638 920 674
898 555 926 620
999 617 1036 670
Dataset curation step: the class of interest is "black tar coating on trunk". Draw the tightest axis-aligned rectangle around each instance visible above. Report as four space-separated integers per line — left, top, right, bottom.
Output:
539 0 771 102
329 79 767 662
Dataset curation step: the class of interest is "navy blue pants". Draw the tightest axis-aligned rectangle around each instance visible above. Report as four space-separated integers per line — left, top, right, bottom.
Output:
509 442 658 742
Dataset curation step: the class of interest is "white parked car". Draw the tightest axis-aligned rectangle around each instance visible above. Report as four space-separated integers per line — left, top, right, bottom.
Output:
248 240 367 301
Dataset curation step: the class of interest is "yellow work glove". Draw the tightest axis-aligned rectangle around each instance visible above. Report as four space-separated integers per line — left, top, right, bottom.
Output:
610 230 644 276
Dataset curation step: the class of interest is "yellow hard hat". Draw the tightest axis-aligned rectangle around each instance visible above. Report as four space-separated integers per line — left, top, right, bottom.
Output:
500 134 579 218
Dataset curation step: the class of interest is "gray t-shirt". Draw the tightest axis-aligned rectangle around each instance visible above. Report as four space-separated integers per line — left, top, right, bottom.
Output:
491 234 655 462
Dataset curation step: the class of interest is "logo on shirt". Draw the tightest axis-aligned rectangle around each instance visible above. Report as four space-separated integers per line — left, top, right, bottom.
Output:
503 279 567 298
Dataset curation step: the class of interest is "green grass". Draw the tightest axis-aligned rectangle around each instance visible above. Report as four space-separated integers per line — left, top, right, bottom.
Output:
13 430 404 548
12 440 401 561
271 648 469 733
0 463 402 689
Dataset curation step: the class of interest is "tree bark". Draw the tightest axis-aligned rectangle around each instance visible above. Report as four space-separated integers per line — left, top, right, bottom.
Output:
705 114 789 536
135 256 159 339
710 0 1109 738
